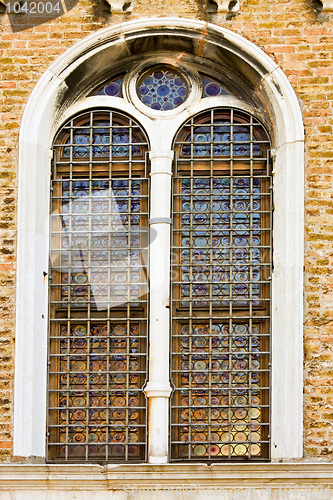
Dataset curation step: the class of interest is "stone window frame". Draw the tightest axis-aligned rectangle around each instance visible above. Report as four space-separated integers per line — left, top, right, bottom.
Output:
14 18 304 462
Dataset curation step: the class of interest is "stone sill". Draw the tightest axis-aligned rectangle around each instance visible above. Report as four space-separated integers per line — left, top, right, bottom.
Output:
0 463 332 489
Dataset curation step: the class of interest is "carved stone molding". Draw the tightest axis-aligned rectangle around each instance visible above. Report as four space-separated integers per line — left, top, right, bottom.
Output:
0 463 333 491
212 0 242 13
104 0 132 14
320 0 333 10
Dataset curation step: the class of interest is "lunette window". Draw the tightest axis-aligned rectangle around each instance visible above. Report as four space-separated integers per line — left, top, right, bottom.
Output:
47 64 272 463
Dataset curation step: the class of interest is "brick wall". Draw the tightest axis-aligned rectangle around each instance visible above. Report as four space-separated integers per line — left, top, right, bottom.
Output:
0 0 332 461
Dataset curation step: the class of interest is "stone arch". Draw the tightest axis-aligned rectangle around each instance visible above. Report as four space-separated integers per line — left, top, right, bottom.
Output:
15 18 304 459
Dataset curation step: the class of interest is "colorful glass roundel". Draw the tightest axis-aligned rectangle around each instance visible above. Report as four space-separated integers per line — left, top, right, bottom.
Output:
137 67 189 111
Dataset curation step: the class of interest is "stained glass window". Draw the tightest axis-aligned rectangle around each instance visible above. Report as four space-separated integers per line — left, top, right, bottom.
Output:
48 110 149 462
89 73 230 104
89 69 231 110
48 94 273 463
136 66 189 111
170 108 272 461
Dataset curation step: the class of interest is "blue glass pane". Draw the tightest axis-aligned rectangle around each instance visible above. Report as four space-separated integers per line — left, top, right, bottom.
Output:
91 77 124 97
202 77 230 98
181 125 261 158
63 126 141 158
137 67 189 111
179 177 262 307
104 81 121 96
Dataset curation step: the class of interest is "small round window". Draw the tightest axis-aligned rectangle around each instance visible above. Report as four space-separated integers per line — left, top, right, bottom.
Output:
136 66 189 111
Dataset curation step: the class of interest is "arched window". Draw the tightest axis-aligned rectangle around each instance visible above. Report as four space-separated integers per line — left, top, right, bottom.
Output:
48 110 149 461
170 108 271 461
15 19 304 464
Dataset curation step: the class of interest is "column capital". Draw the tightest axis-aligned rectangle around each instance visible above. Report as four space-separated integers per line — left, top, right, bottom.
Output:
149 150 174 175
144 381 172 398
149 150 174 161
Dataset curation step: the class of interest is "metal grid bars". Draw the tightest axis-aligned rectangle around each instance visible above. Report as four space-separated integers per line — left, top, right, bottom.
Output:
170 108 272 461
48 110 149 462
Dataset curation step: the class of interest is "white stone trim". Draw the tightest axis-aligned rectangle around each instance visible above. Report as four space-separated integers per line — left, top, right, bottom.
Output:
15 18 304 461
14 69 65 458
0 464 332 494
145 149 174 464
270 139 304 459
320 0 333 11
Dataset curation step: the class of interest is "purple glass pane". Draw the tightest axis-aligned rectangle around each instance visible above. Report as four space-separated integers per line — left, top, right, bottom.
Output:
91 77 124 97
202 77 230 98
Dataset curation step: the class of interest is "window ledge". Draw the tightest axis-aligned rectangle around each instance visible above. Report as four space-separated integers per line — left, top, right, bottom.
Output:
1 463 333 490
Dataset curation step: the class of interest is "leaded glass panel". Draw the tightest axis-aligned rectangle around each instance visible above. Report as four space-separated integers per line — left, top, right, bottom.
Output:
136 66 189 111
48 110 149 462
170 108 272 461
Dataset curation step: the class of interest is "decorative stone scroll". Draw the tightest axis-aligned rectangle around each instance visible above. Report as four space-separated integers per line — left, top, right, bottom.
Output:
212 0 242 13
104 0 133 14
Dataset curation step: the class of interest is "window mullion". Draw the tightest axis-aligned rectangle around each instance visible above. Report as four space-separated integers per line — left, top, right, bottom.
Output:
144 150 174 465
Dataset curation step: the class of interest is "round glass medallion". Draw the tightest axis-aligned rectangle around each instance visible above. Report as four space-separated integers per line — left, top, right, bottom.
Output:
137 66 189 111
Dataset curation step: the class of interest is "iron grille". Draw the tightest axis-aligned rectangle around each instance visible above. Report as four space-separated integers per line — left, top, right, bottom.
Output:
170 108 272 461
47 110 149 462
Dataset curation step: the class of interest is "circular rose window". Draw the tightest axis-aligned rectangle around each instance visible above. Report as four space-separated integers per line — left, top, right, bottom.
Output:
136 66 189 111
